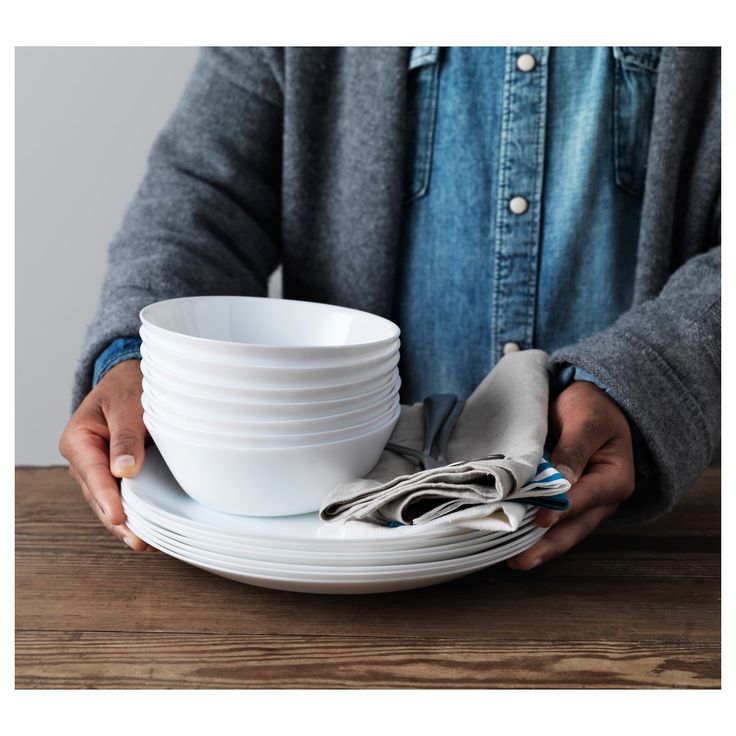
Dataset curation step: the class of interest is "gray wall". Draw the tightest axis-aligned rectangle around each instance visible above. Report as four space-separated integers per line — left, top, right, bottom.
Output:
16 47 199 465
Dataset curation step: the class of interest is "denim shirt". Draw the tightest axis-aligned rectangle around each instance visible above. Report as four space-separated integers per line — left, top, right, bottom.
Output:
94 46 659 401
395 46 659 403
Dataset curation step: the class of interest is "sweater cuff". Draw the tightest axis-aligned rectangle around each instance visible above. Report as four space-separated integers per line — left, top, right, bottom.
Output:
554 363 623 403
92 337 142 388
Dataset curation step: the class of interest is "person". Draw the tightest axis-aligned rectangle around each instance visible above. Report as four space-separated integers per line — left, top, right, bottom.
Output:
59 47 721 569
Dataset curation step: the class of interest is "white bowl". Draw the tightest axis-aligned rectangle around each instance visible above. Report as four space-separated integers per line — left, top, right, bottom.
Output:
143 396 400 447
142 380 398 434
140 357 399 403
140 373 401 421
140 296 400 364
139 341 400 389
140 324 399 370
143 409 399 516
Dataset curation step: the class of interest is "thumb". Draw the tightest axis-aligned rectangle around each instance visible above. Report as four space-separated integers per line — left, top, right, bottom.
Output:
106 392 147 479
549 419 605 485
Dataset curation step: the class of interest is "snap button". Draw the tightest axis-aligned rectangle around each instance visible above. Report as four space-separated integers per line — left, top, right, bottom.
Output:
509 196 529 215
517 53 537 72
503 342 521 355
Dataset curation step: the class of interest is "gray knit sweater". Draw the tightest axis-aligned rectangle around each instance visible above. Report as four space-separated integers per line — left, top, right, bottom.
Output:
73 47 720 526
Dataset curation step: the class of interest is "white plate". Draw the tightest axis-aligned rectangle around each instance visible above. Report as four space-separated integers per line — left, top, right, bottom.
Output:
122 449 547 593
121 448 499 550
122 488 507 553
124 505 538 567
129 520 546 594
128 514 543 576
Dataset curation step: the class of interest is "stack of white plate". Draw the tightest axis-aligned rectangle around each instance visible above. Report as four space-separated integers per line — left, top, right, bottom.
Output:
122 449 547 595
139 296 401 517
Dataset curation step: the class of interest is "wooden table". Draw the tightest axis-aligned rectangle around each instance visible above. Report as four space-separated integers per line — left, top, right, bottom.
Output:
15 466 720 688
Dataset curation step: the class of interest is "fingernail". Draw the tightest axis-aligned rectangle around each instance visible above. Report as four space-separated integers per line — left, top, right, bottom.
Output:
122 535 137 549
112 454 136 476
528 557 544 569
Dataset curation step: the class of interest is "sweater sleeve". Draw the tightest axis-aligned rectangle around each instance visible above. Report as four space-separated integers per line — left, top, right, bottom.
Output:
548 244 721 527
71 47 284 410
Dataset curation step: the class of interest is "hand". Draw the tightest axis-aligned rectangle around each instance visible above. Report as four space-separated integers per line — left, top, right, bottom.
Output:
59 360 150 551
507 380 635 570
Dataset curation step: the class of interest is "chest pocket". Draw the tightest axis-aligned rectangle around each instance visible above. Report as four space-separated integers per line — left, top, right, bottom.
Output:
403 46 441 203
613 46 661 198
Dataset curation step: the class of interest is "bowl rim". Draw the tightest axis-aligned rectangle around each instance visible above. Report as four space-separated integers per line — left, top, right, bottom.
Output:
140 359 399 403
143 402 400 451
142 378 399 428
140 345 400 394
139 331 400 374
139 296 401 352
142 392 400 442
140 371 401 411
139 324 401 370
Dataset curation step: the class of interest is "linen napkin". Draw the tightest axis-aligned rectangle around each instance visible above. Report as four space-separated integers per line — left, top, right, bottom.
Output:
318 349 571 535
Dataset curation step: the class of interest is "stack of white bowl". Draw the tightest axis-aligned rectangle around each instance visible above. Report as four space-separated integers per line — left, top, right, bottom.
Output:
139 296 401 517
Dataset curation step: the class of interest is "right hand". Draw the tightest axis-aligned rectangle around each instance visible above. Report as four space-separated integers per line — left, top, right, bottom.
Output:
59 359 150 551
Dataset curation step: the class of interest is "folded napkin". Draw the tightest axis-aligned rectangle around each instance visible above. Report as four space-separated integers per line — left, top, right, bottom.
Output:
319 350 571 536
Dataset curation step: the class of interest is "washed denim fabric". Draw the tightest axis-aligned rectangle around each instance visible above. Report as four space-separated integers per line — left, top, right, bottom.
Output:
395 46 659 404
95 46 658 408
92 337 142 387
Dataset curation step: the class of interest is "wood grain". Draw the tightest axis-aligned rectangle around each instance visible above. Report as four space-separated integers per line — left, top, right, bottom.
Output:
15 466 721 689
15 632 719 689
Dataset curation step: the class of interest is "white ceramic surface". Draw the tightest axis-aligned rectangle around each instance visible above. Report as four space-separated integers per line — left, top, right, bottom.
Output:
140 341 400 389
142 389 400 442
140 324 400 370
140 356 399 404
124 505 538 567
122 482 492 555
143 395 400 447
130 516 544 575
121 448 488 551
126 516 547 594
122 488 496 559
142 409 399 516
141 373 401 422
139 296 400 363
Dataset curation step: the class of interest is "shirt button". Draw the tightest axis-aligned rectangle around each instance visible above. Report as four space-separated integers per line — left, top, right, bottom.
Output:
517 53 537 72
503 341 521 355
509 196 529 215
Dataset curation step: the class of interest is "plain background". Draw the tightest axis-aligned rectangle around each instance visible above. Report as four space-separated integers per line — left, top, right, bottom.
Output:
16 47 200 465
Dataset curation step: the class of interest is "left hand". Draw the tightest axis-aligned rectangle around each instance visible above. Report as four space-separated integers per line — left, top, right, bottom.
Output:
507 380 636 570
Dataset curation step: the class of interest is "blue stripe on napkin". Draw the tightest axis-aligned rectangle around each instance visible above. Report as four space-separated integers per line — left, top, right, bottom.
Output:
509 455 570 511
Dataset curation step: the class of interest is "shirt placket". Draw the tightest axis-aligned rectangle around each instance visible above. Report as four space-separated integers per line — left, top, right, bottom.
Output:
491 47 549 362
